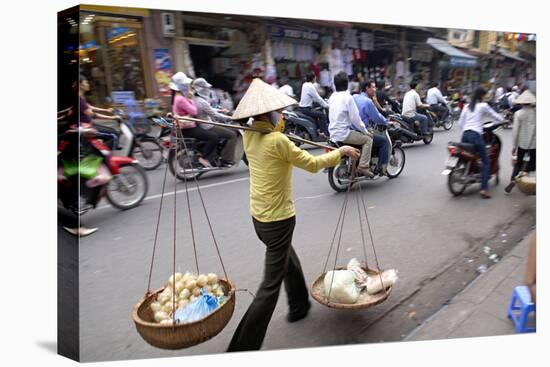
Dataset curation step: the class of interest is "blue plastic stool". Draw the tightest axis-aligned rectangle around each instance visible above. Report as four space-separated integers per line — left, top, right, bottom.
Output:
507 285 536 333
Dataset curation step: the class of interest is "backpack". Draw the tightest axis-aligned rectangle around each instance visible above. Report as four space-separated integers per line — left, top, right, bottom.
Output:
499 93 511 110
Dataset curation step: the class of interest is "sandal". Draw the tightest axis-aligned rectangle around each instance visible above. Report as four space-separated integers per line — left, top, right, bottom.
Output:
198 157 212 168
480 190 492 199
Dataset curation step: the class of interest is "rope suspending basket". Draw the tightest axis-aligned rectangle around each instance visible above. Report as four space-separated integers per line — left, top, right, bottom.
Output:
311 165 395 309
132 124 235 349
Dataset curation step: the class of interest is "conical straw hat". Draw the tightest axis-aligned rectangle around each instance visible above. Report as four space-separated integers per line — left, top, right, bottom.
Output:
514 90 536 104
232 78 297 120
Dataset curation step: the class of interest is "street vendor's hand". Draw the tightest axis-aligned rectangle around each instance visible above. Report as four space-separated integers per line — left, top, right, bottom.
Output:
512 147 517 155
339 146 361 160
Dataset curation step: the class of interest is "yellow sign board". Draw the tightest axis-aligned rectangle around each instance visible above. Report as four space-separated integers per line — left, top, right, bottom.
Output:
80 4 150 17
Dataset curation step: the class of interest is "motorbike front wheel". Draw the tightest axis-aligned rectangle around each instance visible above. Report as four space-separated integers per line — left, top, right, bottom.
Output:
106 163 149 210
386 146 405 179
447 160 468 196
133 139 163 170
443 117 454 130
327 163 351 193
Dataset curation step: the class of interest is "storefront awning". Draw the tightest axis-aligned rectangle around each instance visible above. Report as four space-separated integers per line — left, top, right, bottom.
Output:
426 37 478 68
498 48 527 62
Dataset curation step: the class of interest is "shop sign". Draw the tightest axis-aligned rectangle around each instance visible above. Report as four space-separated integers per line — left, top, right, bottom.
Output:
112 91 137 104
449 56 478 68
267 26 320 41
153 49 173 96
107 27 131 41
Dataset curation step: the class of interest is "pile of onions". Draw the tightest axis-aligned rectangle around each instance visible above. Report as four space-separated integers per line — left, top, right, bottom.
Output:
150 272 225 324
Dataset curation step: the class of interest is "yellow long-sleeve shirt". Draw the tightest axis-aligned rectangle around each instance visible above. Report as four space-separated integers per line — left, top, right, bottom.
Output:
243 120 342 223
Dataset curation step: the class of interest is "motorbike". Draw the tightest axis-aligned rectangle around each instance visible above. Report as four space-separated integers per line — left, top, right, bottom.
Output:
107 108 164 170
325 123 406 192
151 116 248 181
388 109 435 145
428 101 454 130
489 97 514 129
442 120 503 196
447 98 462 123
58 126 149 215
283 104 329 146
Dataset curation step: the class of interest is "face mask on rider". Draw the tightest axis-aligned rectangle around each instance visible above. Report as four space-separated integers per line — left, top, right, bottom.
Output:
270 111 286 132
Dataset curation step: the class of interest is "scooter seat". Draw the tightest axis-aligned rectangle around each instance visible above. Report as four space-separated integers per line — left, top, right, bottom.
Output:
449 141 476 152
401 115 415 124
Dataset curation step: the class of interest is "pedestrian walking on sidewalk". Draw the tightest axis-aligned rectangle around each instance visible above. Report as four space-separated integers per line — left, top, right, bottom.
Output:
226 78 360 352
505 90 536 193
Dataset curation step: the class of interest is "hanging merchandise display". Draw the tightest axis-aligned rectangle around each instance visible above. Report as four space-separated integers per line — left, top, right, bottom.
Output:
132 126 236 349
310 166 397 309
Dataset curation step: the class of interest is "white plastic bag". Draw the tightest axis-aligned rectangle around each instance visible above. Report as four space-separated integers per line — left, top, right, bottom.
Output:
323 270 360 304
346 258 369 289
366 269 398 295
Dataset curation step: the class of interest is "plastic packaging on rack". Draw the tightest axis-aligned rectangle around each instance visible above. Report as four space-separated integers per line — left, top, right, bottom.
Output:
174 290 220 324
323 270 360 304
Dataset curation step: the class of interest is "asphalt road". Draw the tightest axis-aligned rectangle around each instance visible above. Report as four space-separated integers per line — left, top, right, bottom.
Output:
75 124 536 362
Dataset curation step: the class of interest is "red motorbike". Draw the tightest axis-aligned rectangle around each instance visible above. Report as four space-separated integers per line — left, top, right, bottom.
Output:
442 121 503 196
58 125 148 215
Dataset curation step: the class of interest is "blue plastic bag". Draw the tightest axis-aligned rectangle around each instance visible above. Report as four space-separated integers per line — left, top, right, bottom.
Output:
174 289 220 324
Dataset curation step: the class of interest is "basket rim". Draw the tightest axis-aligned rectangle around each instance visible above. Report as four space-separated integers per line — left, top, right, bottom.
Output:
310 266 393 309
132 278 235 328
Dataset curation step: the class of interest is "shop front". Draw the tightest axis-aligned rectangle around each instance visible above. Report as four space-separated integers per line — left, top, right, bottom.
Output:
266 24 323 97
426 37 478 95
78 5 152 106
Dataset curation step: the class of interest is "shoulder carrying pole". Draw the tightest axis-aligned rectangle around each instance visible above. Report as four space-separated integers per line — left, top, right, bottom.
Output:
175 116 336 151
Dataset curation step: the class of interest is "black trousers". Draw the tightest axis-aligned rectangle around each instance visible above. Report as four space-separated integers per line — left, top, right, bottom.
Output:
181 126 218 160
511 148 536 181
429 104 449 120
297 106 328 135
227 216 310 352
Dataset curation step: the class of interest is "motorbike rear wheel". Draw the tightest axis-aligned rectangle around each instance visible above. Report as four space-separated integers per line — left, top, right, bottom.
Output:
168 149 203 181
106 163 148 210
133 139 163 171
447 160 468 196
386 146 405 179
422 131 434 144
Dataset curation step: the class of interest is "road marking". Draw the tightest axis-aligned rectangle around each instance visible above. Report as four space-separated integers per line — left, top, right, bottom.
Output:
294 193 333 202
97 176 249 210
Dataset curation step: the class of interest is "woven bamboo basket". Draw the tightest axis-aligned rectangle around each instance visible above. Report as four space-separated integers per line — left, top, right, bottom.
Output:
132 278 235 349
516 173 536 195
311 267 392 309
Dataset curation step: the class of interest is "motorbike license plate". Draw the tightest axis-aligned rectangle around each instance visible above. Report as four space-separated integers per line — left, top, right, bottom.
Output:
444 156 458 168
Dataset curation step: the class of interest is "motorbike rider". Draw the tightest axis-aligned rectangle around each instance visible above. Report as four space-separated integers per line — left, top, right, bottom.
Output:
79 74 121 150
226 78 360 352
427 82 450 121
457 87 503 199
192 77 239 167
328 71 375 178
353 80 392 175
298 71 330 138
376 80 400 116
169 72 216 168
402 80 431 136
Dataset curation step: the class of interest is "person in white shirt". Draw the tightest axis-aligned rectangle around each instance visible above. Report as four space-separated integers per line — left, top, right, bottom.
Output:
494 86 504 103
278 77 295 98
427 82 449 121
328 71 374 178
298 72 330 137
457 87 503 199
402 81 431 135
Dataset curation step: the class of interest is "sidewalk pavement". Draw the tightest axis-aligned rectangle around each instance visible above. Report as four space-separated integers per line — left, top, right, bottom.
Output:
405 232 535 341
